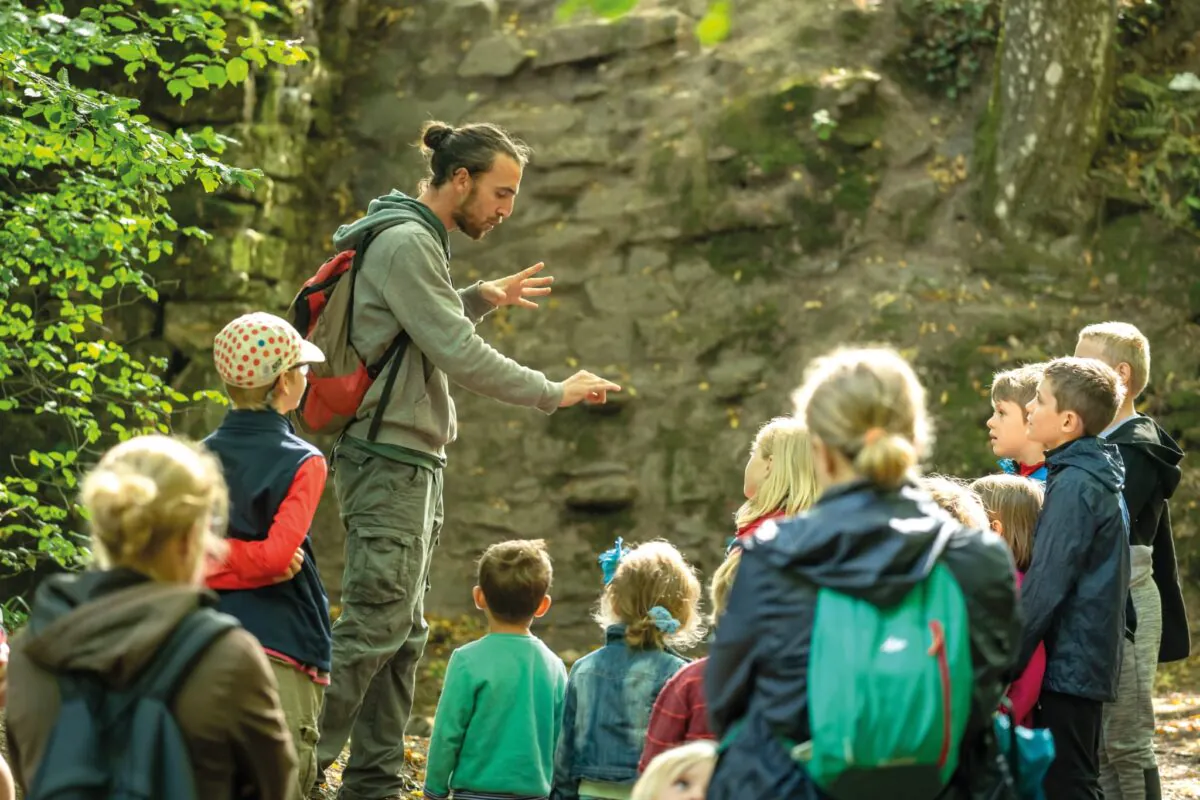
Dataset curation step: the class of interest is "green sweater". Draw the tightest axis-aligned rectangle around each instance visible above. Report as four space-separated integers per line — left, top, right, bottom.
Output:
423 633 568 799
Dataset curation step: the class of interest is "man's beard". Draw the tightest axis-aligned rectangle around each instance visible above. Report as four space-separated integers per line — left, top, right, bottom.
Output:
453 189 491 241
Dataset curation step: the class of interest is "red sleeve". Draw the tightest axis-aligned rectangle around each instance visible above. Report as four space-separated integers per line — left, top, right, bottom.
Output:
207 456 327 591
638 670 692 773
1006 641 1046 726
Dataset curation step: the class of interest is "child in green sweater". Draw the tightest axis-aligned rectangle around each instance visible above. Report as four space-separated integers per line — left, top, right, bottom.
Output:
423 539 568 800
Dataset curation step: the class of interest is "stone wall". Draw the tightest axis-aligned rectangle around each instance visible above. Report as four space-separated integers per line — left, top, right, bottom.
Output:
149 0 1200 652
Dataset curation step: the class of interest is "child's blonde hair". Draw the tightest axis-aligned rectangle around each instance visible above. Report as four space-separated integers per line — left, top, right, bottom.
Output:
735 417 819 529
1078 321 1151 399
971 474 1044 571
81 435 228 581
709 548 742 625
595 541 704 651
792 347 930 490
921 475 990 530
632 740 718 800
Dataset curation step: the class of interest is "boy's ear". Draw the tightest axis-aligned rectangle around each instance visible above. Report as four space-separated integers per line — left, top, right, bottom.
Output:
1117 361 1133 389
472 585 487 611
533 595 552 619
1062 410 1084 437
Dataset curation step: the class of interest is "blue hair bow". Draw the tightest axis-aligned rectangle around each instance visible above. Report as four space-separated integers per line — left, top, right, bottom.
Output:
598 537 627 585
648 606 680 634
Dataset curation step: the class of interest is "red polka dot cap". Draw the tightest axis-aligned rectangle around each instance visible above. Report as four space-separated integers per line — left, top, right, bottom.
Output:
213 312 325 389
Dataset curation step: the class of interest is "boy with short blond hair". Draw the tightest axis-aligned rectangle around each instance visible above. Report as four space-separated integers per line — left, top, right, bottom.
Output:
1018 356 1130 800
1078 321 1187 800
988 363 1049 480
424 540 567 800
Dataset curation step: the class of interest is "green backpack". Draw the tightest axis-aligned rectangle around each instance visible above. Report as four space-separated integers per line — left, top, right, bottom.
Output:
796 562 974 799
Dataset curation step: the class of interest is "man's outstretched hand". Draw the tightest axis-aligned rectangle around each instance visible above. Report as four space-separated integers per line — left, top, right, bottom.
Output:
560 371 622 408
480 262 554 309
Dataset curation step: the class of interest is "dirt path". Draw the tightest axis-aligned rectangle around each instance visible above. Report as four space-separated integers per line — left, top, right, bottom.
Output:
318 695 1200 799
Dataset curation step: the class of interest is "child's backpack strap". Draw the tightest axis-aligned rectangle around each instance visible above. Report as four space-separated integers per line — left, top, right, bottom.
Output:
135 608 240 703
27 608 240 800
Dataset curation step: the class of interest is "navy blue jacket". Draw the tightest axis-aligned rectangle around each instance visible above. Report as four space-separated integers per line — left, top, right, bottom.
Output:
203 410 332 672
706 481 1021 800
1016 436 1129 701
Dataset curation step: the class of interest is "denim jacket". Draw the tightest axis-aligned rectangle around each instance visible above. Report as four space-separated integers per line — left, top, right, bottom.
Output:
550 626 687 800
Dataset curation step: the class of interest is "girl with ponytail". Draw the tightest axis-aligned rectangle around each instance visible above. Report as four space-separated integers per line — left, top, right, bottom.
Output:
705 347 1022 800
552 540 704 800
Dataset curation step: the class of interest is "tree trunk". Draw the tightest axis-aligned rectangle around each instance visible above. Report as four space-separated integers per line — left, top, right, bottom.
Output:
978 0 1117 241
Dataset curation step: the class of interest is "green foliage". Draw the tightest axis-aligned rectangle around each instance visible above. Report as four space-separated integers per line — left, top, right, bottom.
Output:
898 0 998 100
555 0 732 45
0 0 308 577
1 594 29 631
1098 74 1200 236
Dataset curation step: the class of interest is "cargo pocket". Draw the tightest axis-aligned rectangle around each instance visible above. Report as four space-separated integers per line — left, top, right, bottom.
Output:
342 527 419 605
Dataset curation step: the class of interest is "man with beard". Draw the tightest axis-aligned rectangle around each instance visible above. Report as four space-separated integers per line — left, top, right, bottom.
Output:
314 121 620 800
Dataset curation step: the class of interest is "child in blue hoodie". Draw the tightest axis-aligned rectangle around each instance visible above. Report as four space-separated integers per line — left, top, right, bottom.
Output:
1020 356 1130 800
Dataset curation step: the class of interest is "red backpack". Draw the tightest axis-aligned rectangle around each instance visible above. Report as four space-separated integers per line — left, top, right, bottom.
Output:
287 228 409 441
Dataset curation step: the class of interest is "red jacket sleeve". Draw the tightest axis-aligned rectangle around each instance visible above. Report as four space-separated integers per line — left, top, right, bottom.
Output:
1007 641 1046 726
639 669 692 773
207 456 327 591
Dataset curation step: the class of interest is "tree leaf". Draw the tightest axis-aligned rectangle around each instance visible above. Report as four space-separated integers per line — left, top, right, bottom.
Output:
108 16 137 32
202 64 226 86
226 56 249 84
695 1 732 46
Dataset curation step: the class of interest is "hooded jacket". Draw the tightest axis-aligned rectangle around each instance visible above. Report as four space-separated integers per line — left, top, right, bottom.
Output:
1016 436 1130 701
1106 415 1190 662
705 481 1020 800
4 569 296 800
332 191 562 459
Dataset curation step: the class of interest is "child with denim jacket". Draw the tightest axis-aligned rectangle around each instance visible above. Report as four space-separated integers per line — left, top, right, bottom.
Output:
551 540 704 800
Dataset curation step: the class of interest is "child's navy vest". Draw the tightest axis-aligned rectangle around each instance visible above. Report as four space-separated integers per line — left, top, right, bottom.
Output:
203 409 332 672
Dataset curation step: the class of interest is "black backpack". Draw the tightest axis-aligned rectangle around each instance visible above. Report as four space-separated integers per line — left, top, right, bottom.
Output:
27 608 239 800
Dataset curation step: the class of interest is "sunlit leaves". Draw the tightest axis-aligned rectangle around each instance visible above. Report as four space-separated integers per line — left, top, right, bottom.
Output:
0 0 278 576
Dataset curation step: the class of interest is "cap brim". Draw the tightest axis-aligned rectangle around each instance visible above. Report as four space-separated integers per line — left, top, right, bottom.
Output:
298 339 326 365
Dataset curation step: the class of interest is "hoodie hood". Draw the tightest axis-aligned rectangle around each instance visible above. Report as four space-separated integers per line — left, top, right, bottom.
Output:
1046 436 1125 493
1105 415 1183 500
23 568 214 689
331 190 450 257
752 481 961 606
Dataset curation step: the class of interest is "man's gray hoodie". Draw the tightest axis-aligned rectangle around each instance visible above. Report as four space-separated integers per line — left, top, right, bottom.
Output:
333 191 563 458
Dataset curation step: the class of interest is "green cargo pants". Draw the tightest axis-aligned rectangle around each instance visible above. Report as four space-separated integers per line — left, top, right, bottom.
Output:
269 657 324 800
316 438 443 800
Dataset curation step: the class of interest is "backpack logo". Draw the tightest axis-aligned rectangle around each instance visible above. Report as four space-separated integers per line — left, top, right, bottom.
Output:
880 636 909 654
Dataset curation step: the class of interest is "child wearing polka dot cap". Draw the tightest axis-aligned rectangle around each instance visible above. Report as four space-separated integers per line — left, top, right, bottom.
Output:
204 311 333 798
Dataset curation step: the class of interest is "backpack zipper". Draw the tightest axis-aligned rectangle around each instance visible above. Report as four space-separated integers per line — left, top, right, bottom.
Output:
928 620 951 769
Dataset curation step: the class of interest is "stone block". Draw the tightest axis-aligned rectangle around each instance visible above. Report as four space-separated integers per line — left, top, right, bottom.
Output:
570 317 635 364
458 33 529 78
533 20 620 68
563 463 638 511
535 137 614 167
163 300 258 353
229 229 291 282
707 354 768 401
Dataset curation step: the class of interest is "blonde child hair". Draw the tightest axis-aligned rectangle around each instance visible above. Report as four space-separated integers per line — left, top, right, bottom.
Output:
595 541 704 651
791 347 930 489
709 548 742 626
735 417 819 529
81 435 228 582
971 475 1044 572
632 740 718 800
1077 321 1151 399
921 475 991 530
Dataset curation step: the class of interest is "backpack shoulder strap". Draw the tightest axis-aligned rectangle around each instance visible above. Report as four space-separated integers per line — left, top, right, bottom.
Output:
134 609 240 704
